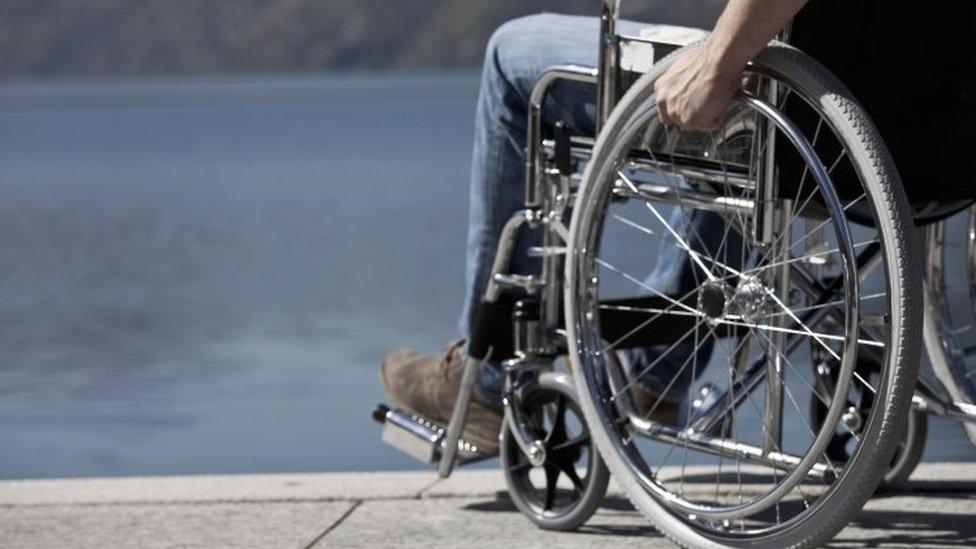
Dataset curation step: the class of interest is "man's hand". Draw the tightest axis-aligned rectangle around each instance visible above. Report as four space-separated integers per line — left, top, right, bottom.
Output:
653 45 741 131
652 0 809 131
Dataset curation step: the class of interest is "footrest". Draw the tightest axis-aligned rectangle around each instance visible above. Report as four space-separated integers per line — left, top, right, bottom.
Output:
372 404 496 465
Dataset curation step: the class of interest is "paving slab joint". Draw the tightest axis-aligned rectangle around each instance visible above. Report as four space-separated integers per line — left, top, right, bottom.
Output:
303 499 362 548
415 475 446 499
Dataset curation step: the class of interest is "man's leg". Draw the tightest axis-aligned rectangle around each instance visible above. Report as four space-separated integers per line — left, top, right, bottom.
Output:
460 14 648 405
460 13 612 338
381 14 725 449
381 15 614 448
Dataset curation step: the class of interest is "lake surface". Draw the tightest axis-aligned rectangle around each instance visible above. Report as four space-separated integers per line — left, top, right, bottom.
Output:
0 74 973 479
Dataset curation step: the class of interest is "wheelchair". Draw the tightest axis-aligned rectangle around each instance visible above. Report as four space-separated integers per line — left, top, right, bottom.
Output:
374 1 976 546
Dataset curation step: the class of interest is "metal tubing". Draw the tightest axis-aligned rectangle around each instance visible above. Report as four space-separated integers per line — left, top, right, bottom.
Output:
438 355 485 477
763 199 792 455
541 138 757 189
968 211 976 319
524 66 596 352
943 402 976 423
485 210 536 302
439 209 537 477
502 365 550 466
614 180 755 215
628 417 830 481
597 0 622 128
912 375 976 423
624 158 755 189
751 79 779 245
525 66 599 208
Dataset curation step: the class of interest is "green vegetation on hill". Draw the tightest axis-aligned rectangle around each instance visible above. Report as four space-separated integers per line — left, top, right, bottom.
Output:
0 0 722 80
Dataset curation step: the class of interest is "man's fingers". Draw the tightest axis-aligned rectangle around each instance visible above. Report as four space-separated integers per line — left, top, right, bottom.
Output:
656 96 673 126
657 104 719 132
655 89 730 131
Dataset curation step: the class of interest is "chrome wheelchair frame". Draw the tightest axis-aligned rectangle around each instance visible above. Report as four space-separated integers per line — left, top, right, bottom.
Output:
375 0 976 543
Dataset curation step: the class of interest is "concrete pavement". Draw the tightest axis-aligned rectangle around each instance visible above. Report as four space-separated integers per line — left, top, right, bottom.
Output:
2 463 975 548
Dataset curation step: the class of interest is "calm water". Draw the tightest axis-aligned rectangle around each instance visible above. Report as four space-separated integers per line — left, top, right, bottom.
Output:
0 74 972 479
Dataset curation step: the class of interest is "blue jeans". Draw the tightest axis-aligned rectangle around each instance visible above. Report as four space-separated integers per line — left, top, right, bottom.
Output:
461 14 731 405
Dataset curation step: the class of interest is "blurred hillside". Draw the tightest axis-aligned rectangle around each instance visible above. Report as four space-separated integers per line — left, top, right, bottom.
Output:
0 0 723 80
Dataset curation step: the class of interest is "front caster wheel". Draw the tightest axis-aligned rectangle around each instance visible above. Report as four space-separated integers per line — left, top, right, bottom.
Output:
500 371 610 531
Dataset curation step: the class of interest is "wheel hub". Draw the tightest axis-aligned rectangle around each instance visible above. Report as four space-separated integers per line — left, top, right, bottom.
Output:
726 276 777 322
698 282 729 320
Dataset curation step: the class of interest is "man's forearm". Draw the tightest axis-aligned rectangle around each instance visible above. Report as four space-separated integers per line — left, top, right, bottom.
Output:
703 0 809 78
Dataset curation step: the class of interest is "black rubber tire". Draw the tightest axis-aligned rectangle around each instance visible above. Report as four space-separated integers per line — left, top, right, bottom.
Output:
500 371 611 531
881 408 927 489
924 206 976 448
566 41 922 549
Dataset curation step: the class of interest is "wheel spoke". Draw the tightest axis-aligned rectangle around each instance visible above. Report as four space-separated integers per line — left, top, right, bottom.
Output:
715 317 885 349
596 258 703 317
546 396 568 444
738 240 878 279
762 292 885 319
597 284 706 355
751 325 857 462
553 434 590 453
617 170 718 281
613 212 737 278
645 126 730 280
612 317 706 401
599 303 699 317
786 193 866 256
612 213 656 237
543 463 560 511
558 461 585 493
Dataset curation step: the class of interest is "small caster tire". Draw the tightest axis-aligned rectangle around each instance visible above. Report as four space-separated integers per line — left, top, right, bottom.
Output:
500 371 610 531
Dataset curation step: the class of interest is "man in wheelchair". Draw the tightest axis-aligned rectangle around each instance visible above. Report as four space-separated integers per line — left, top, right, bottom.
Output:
380 0 976 454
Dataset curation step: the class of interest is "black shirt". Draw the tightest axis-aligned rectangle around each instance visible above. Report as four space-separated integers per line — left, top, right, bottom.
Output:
791 0 976 200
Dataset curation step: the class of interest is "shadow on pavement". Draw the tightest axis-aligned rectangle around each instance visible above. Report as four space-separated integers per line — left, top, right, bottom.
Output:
839 480 976 547
462 480 976 546
880 479 976 495
463 492 659 538
837 509 976 547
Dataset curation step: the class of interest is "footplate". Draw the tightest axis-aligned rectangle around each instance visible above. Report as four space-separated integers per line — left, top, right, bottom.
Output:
372 404 495 465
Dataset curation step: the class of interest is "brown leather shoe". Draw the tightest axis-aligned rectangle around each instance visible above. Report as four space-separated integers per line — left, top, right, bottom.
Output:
380 339 503 452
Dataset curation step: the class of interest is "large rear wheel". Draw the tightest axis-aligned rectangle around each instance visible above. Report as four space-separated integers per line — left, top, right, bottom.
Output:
923 206 976 448
566 42 921 548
